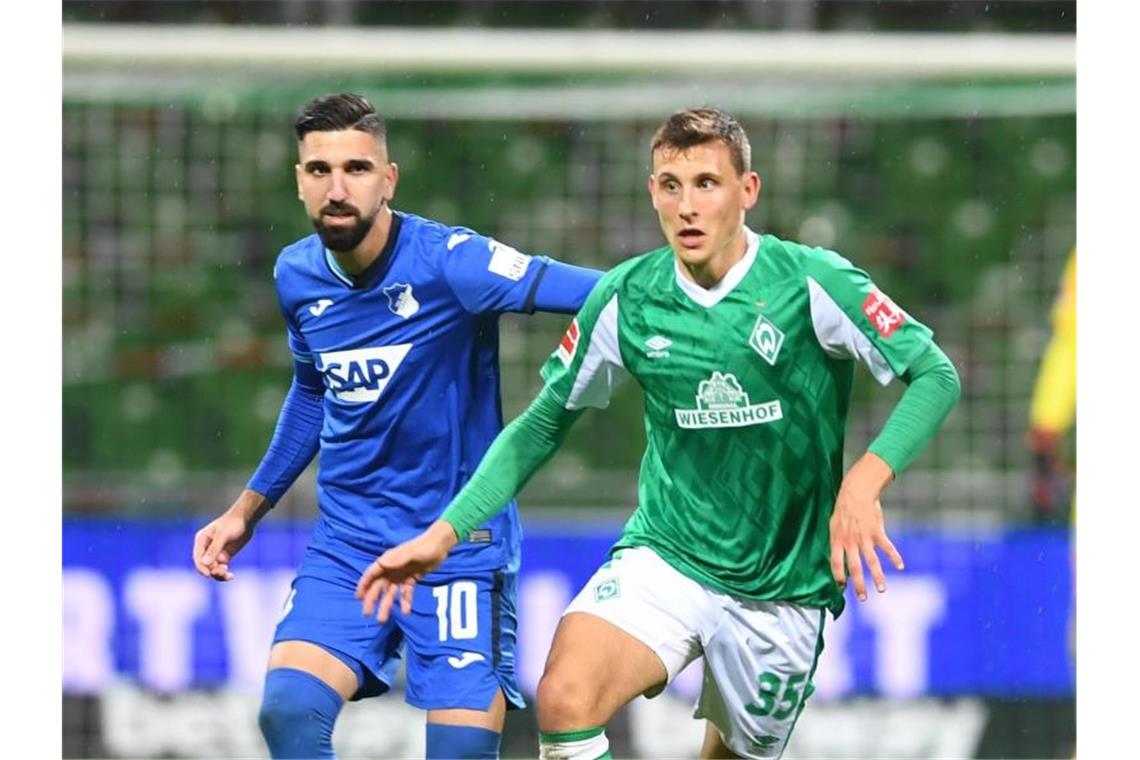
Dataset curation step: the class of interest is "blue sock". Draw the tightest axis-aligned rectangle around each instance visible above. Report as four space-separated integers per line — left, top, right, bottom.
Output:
258 667 344 759
426 723 502 759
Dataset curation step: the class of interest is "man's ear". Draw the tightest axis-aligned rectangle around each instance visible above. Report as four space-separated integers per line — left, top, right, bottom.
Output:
384 162 400 202
742 172 762 210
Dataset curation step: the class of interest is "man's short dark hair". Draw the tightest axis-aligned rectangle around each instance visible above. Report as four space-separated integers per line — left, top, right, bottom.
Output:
651 106 751 176
294 93 386 142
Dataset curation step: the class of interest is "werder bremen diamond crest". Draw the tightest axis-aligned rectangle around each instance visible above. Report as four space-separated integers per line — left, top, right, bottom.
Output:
749 314 785 366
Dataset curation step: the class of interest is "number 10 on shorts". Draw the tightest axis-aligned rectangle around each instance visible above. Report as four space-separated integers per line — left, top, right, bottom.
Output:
745 672 807 721
432 581 479 641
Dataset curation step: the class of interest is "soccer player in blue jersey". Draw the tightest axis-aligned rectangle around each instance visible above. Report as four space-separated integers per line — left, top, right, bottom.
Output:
191 93 602 760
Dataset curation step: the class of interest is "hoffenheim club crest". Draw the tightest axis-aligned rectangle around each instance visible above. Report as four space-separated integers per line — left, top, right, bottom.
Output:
383 283 420 319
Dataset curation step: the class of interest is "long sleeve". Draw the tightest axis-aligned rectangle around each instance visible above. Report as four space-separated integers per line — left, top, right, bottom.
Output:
246 359 325 504
527 258 604 314
867 342 961 475
441 385 585 539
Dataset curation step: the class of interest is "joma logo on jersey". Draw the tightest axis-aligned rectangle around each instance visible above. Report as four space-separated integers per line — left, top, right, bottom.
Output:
316 344 413 403
749 315 785 366
675 371 783 429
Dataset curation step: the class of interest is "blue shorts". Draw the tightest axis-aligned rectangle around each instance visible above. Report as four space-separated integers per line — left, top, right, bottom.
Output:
272 530 525 711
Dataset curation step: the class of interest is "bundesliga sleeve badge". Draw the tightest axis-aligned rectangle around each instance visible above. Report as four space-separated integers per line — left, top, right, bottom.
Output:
556 318 580 366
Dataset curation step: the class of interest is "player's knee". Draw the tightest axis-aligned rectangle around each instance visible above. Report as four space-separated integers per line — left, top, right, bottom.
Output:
258 668 343 759
536 669 598 729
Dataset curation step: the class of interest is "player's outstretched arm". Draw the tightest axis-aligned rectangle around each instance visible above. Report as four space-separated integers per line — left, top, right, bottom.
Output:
355 384 584 621
355 520 459 623
530 258 604 314
193 488 273 581
831 341 960 600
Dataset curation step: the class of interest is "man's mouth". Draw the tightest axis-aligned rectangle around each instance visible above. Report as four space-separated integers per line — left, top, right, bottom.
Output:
677 228 705 248
322 210 358 225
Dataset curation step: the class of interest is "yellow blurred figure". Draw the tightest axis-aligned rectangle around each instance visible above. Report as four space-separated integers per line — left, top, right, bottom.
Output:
1028 249 1076 523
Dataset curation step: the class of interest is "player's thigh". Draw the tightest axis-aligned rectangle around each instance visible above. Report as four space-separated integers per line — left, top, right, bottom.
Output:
272 573 405 701
428 690 507 731
400 568 525 721
537 610 669 730
267 640 359 701
539 546 712 729
701 721 743 760
697 600 826 760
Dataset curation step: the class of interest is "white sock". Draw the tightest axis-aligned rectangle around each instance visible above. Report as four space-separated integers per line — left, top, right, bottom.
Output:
539 727 611 760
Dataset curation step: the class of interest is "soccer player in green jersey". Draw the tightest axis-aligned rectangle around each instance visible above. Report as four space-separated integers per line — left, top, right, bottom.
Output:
356 107 961 759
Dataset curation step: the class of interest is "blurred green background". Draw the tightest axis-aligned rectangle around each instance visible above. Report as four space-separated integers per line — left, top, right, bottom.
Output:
62 1 1076 526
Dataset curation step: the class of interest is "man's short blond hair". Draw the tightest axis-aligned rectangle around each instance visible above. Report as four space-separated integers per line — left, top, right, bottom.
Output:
650 107 751 176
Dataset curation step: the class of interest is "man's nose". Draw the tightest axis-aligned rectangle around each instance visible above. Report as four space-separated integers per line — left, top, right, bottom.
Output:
327 171 349 202
678 189 696 219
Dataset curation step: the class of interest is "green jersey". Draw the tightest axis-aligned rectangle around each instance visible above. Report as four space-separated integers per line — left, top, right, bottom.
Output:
540 229 933 615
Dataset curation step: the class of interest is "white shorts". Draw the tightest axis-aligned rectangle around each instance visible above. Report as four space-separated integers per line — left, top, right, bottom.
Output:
564 545 826 759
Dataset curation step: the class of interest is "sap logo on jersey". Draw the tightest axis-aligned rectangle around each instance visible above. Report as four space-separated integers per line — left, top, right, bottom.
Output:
316 344 413 403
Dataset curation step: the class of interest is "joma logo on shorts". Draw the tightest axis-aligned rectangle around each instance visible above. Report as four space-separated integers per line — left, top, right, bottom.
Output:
316 344 413 403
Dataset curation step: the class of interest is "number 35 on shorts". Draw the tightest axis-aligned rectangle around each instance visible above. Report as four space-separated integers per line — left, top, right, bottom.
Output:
745 671 812 721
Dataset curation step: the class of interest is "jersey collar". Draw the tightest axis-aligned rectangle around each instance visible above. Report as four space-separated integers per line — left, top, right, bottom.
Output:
673 227 760 308
323 211 404 290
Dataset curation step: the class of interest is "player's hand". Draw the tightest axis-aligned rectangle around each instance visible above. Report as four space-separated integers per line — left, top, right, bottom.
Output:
356 520 459 622
829 453 904 602
192 490 268 582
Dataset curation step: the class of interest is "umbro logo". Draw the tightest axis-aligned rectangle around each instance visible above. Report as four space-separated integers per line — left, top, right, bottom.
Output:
446 652 486 669
447 232 472 250
750 734 781 751
309 299 334 317
645 335 671 359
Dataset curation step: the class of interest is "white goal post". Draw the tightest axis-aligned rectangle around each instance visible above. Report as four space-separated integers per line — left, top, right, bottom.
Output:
62 25 1075 120
64 24 1074 76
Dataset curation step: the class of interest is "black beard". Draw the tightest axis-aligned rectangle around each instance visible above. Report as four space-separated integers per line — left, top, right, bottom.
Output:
312 210 376 252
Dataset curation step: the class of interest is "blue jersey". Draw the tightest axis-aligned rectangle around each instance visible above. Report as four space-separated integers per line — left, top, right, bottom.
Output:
273 210 596 573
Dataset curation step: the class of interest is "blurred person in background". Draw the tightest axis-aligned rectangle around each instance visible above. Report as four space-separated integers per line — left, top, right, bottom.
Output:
357 106 961 760
1027 248 1076 734
1028 249 1076 524
191 93 601 760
